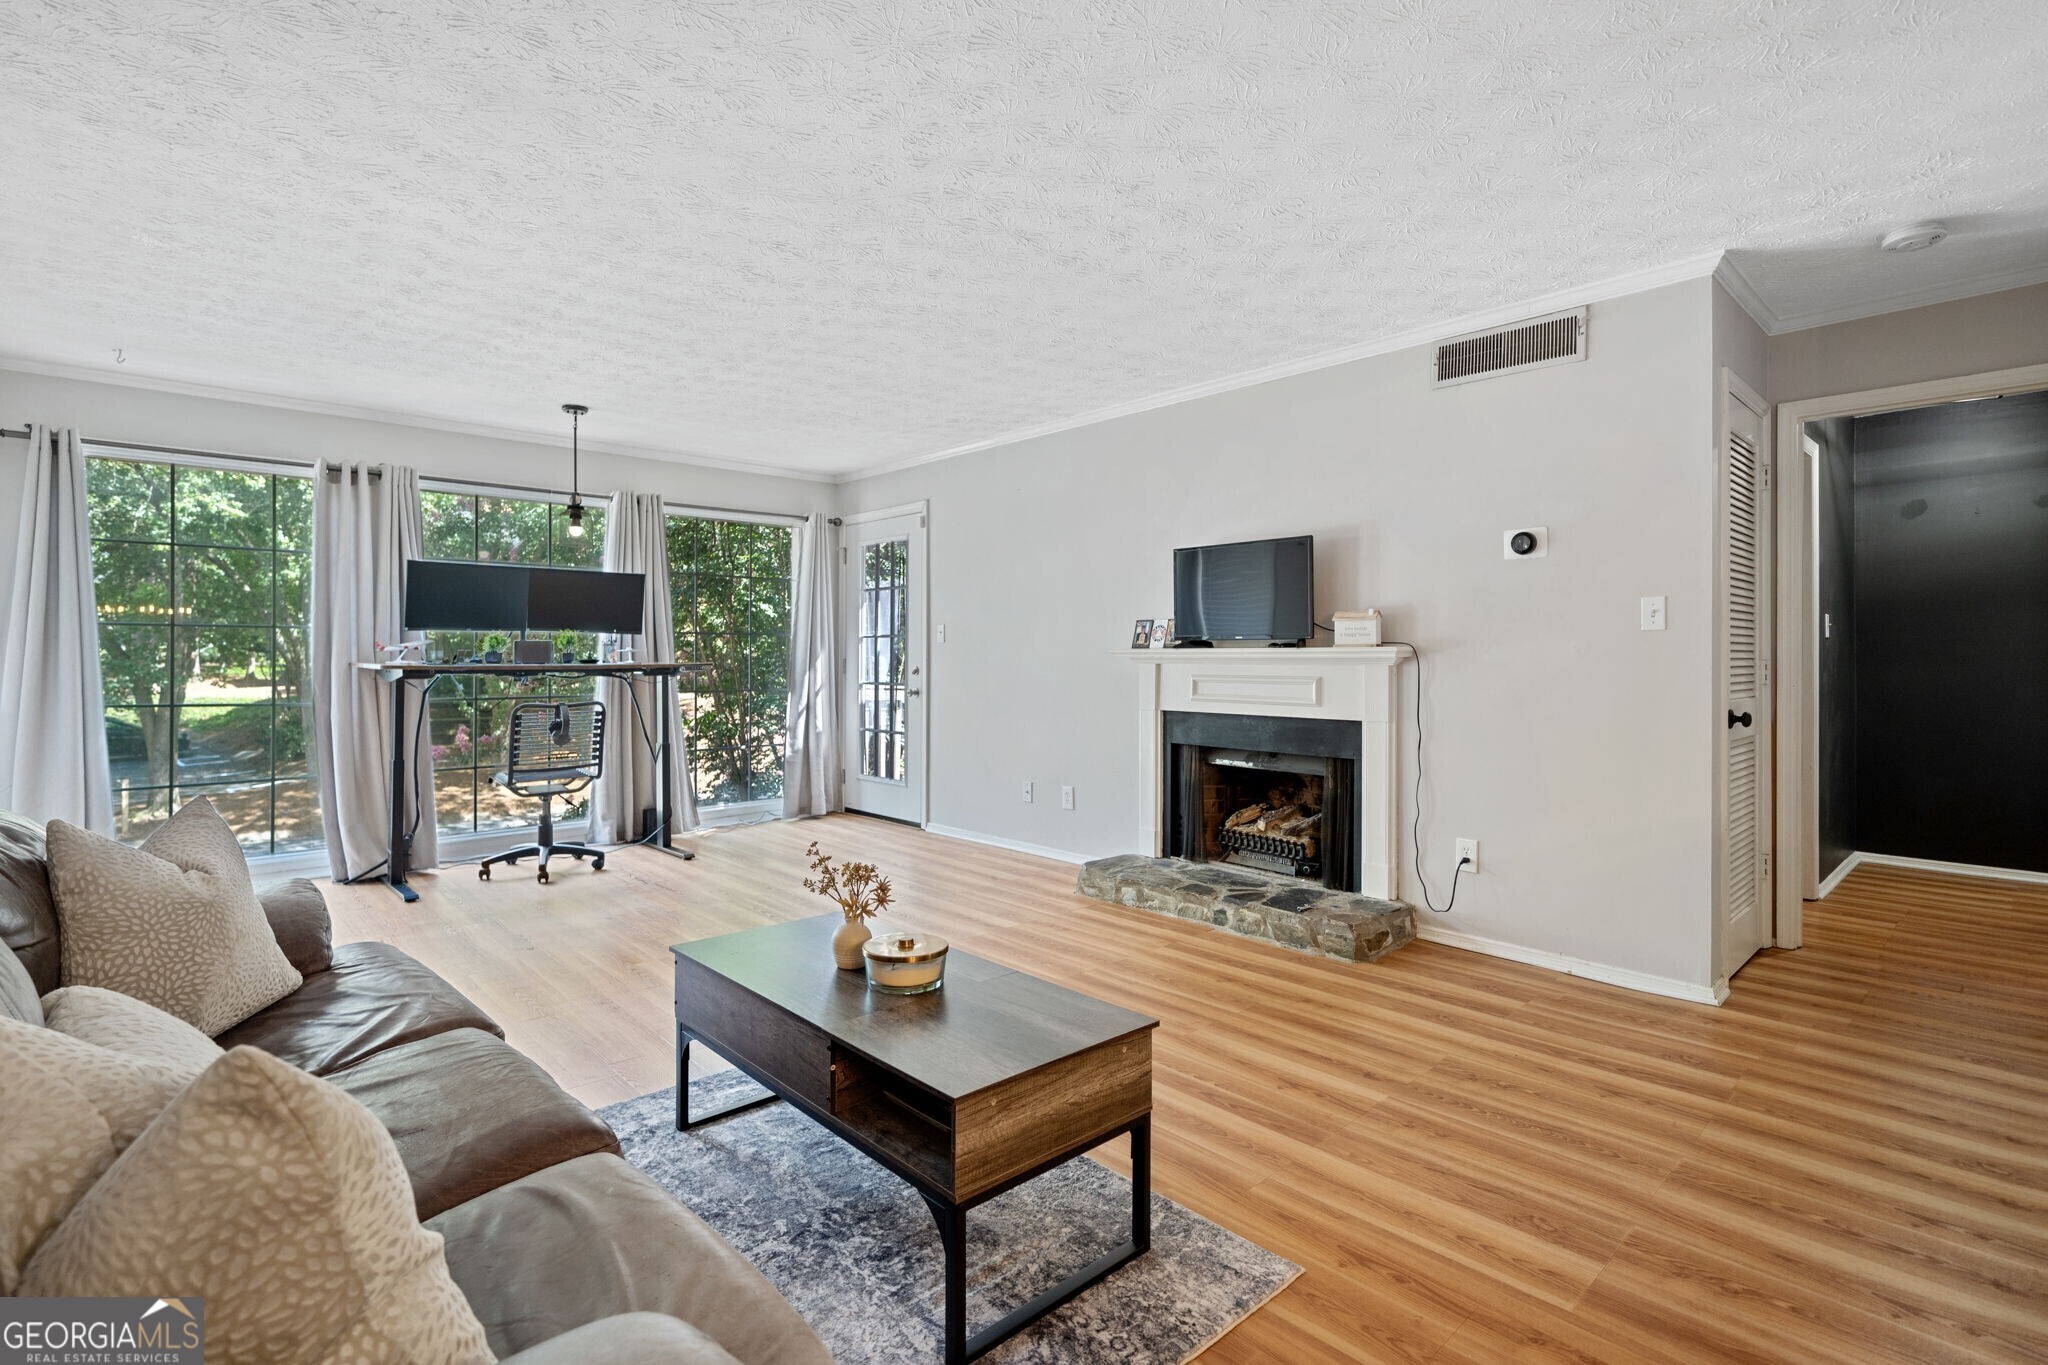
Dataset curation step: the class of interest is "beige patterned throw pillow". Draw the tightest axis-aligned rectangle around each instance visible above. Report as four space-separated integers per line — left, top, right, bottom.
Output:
0 1017 191 1292
46 797 301 1035
22 1046 494 1365
41 985 224 1080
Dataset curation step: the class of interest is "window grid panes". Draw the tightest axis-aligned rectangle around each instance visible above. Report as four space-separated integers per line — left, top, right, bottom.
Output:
87 458 318 855
419 491 608 835
857 539 909 782
666 517 792 807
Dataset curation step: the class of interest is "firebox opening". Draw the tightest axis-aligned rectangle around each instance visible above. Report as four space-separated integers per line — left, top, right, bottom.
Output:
1202 750 1327 879
1163 711 1361 894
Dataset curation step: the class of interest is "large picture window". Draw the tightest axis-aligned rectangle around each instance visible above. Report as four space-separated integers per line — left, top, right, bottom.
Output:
418 491 606 834
667 516 792 806
86 456 317 854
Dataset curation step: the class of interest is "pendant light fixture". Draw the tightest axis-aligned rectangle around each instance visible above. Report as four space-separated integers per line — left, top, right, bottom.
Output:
562 403 588 537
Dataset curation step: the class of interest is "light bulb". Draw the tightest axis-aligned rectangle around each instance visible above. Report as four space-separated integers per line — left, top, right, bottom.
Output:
568 521 585 538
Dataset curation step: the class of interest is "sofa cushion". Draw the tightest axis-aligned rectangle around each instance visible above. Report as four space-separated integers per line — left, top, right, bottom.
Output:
22 1046 494 1365
427 1153 830 1365
498 1313 742 1365
0 943 40 1026
0 810 59 997
0 1017 193 1292
328 1027 621 1220
259 877 334 976
215 940 501 1076
46 797 301 1035
41 985 224 1079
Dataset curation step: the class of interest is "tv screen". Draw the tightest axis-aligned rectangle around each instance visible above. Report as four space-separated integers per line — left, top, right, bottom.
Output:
402 561 647 635
402 561 529 631
1173 536 1315 643
527 566 645 633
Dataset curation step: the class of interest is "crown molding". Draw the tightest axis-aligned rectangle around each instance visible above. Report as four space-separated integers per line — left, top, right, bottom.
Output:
1759 259 2048 335
840 251 1727 482
0 354 824 484
1711 254 1781 334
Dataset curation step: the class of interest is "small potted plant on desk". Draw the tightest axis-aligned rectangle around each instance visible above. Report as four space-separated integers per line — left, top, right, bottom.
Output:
554 629 580 664
480 631 510 664
803 841 893 969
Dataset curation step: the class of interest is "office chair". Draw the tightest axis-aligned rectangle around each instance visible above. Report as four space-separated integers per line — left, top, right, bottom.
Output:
478 701 607 884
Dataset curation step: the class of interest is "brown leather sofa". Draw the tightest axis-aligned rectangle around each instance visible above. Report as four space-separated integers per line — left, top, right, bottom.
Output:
0 812 830 1365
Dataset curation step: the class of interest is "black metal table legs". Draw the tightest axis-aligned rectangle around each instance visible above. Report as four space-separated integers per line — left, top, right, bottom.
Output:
920 1117 1152 1364
672 1029 781 1131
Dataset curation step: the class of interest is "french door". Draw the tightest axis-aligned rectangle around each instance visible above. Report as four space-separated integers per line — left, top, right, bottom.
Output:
1719 374 1774 979
841 508 927 824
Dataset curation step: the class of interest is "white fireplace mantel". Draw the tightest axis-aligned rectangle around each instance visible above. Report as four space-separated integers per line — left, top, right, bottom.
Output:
1120 646 1408 900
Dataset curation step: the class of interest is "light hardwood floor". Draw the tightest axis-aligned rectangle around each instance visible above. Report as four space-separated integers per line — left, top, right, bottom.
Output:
323 817 2048 1363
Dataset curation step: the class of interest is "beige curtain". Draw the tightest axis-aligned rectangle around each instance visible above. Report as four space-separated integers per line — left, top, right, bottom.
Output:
587 491 695 842
0 427 113 830
782 513 838 817
310 462 434 880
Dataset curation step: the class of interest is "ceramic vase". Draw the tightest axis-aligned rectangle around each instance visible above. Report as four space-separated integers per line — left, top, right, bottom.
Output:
832 919 872 971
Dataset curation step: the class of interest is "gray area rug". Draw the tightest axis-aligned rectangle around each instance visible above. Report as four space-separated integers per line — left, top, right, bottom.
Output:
599 1071 1299 1363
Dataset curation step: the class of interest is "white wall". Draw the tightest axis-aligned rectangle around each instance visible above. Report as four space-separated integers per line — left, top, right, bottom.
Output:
0 367 835 615
843 279 1723 993
1768 281 2048 404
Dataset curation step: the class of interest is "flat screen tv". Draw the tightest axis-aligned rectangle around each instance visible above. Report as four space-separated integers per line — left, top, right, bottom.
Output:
402 560 646 634
1172 536 1315 643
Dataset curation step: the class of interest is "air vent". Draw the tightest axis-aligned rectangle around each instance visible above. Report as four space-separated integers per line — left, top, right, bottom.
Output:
1433 307 1587 387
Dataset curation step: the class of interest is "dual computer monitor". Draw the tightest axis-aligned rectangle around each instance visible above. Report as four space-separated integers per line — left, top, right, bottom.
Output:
402 559 646 634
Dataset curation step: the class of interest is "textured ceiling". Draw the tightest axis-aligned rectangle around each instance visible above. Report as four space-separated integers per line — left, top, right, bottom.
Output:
3 1 2046 478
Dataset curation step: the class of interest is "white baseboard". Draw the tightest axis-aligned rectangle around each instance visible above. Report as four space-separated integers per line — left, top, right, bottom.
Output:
1413 923 1726 1006
1834 850 2048 888
924 823 1089 866
1815 853 1862 899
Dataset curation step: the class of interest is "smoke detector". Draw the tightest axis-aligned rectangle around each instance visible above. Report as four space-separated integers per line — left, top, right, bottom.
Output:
1880 221 1948 253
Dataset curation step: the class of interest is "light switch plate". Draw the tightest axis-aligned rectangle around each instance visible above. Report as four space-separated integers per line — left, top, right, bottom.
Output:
1640 596 1667 630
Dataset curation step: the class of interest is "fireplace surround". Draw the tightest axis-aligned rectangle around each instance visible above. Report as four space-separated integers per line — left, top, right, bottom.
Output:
1123 644 1406 901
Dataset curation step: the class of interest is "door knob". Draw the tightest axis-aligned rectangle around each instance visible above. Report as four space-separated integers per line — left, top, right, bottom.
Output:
1727 710 1752 729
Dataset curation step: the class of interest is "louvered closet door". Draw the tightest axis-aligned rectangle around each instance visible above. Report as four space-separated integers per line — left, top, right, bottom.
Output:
1720 381 1773 979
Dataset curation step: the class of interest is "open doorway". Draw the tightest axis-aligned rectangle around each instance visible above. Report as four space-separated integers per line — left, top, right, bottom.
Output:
1775 364 2048 942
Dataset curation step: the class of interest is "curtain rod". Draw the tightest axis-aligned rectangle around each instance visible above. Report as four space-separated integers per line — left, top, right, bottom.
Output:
32 432 814 523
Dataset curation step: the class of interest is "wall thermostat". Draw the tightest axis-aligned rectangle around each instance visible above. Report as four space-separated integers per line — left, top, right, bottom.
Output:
1504 527 1548 559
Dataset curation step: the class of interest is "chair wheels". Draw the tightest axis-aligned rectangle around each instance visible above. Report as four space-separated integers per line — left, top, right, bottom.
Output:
536 866 550 885
478 866 491 881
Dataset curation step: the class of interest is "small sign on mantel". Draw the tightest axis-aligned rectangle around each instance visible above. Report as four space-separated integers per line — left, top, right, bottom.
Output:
1331 610 1382 647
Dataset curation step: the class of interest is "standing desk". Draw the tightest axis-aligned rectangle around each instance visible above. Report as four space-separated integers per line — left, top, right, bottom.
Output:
354 660 710 901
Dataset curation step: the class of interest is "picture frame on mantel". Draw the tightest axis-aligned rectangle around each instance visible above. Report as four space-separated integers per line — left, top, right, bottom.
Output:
1150 620 1172 649
1131 619 1154 648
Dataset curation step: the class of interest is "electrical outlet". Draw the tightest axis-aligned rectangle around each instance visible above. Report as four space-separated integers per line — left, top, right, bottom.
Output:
1021 781 1033 803
1455 838 1480 873
1060 785 1075 810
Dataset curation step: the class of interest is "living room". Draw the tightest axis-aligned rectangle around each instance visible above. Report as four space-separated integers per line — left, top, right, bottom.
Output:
4 4 2047 1363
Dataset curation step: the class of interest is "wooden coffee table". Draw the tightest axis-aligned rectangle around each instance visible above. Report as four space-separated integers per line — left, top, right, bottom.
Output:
671 914 1158 1363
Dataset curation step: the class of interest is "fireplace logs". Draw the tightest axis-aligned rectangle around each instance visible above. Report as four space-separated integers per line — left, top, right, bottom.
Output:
1216 786 1323 876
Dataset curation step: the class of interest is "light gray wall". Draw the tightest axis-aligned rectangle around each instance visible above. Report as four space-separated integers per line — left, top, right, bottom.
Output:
1712 278 1770 399
0 367 834 614
1769 282 2048 404
844 279 1721 990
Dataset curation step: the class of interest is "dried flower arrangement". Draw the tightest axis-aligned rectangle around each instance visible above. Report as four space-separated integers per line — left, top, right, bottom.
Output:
802 841 893 923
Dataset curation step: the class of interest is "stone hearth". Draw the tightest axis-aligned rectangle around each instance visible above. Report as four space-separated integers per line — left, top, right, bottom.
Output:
1078 855 1414 963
